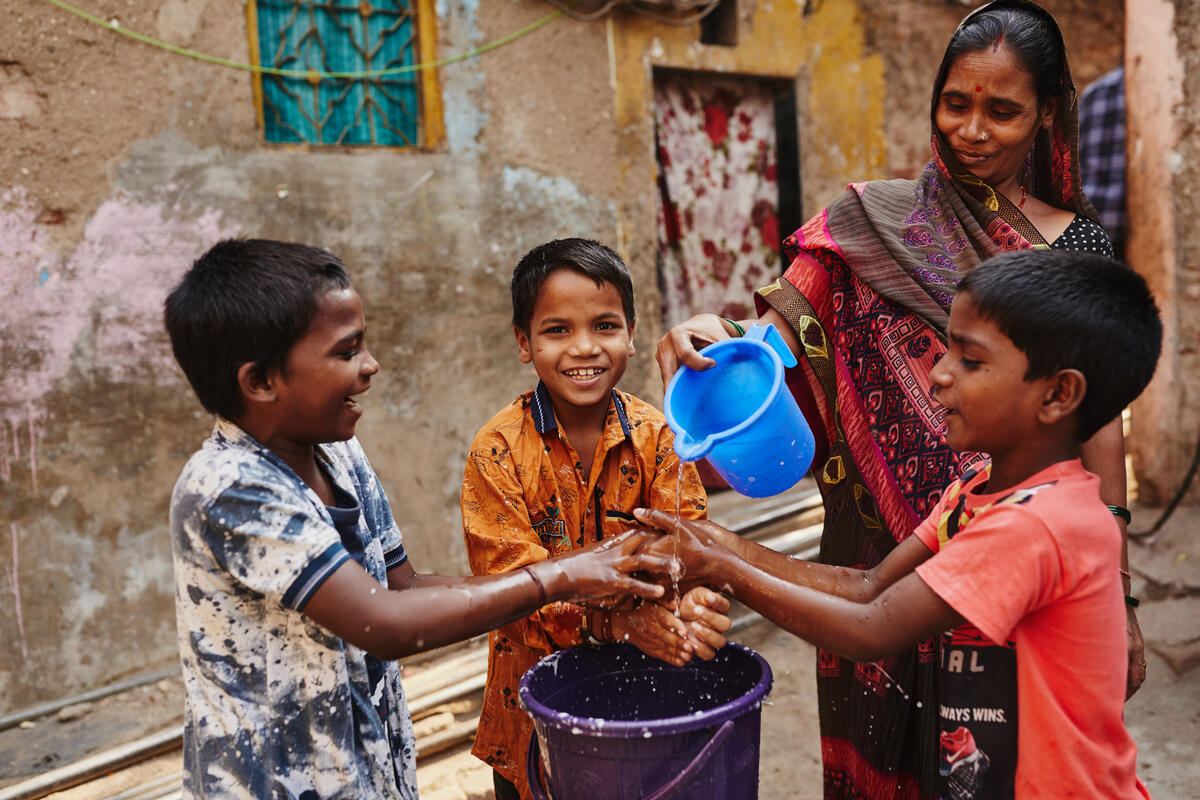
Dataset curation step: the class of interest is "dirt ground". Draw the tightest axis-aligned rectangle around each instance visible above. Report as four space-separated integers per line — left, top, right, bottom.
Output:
0 673 185 788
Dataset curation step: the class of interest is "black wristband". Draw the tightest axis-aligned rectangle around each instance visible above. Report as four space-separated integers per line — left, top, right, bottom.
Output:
1108 505 1132 525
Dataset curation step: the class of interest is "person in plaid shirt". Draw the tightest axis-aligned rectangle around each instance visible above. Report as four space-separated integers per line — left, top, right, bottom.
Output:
1078 65 1127 259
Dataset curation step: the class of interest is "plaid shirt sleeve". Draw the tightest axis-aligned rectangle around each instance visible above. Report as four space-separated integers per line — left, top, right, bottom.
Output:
1078 66 1126 255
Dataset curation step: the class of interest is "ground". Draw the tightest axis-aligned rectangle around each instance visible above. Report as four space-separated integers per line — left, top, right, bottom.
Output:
3 504 1198 799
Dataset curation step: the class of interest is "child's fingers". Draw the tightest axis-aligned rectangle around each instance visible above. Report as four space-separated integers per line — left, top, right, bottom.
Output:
687 605 732 634
680 586 731 617
603 527 657 552
641 600 691 639
632 507 680 533
624 553 679 578
686 623 727 660
620 575 667 600
696 587 731 613
615 609 691 666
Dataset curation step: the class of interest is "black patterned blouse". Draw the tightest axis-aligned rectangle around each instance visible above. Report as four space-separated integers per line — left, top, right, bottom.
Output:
1051 215 1114 257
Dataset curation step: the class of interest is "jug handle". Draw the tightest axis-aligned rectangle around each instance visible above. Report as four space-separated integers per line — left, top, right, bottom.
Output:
524 719 737 800
745 323 798 368
673 432 714 463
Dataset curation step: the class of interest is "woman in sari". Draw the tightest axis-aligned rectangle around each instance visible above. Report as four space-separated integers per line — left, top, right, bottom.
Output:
655 2 1144 798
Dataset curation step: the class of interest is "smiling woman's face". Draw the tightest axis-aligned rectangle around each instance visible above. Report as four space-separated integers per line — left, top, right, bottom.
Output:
935 41 1054 190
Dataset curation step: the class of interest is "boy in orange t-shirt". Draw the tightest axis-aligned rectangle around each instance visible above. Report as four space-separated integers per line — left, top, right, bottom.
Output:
461 238 730 800
640 250 1160 798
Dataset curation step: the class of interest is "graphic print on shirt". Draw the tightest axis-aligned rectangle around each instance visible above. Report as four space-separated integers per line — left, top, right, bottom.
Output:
938 625 1016 800
530 500 570 554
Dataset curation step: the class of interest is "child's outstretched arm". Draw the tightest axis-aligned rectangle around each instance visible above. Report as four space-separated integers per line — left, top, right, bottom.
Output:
634 508 958 662
303 529 670 661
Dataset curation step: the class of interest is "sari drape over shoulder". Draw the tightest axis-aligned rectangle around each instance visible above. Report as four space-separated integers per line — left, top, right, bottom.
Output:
754 3 1102 797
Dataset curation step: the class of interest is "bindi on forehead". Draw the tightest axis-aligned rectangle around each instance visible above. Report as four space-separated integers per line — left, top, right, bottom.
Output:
976 85 983 92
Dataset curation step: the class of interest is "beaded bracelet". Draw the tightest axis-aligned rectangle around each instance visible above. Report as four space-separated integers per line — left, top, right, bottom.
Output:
1108 505 1132 525
722 318 746 337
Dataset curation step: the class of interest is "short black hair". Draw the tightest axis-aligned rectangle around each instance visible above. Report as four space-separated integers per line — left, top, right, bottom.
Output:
958 250 1162 441
164 238 351 420
511 238 635 334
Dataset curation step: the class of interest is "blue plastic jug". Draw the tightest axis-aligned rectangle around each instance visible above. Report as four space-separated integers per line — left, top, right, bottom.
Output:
664 323 815 498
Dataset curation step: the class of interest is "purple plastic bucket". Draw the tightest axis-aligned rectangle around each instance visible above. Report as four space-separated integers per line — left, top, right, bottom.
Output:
519 642 773 800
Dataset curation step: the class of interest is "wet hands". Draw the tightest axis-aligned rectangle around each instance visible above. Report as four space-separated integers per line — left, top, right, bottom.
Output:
611 587 732 668
677 586 732 658
550 528 671 606
631 507 740 586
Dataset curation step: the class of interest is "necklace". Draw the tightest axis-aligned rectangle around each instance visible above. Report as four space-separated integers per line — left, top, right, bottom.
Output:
1018 185 1027 210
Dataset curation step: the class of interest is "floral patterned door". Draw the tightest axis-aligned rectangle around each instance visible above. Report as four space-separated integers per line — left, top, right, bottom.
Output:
654 71 786 327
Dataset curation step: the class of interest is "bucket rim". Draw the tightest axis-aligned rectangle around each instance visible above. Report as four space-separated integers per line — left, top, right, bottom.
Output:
517 641 774 739
663 337 785 448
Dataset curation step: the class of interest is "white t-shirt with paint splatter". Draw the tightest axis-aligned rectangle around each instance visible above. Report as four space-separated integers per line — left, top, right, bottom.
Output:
169 418 416 800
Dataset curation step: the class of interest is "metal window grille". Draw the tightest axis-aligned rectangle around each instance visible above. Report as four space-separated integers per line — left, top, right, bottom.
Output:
254 0 421 146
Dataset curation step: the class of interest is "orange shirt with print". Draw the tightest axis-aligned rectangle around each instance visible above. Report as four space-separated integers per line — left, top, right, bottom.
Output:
461 384 706 797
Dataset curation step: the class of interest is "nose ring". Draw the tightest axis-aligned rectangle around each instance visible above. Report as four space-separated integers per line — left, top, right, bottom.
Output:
977 131 989 142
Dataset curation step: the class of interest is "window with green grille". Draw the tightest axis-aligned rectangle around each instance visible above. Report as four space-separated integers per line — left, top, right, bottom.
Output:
253 0 421 146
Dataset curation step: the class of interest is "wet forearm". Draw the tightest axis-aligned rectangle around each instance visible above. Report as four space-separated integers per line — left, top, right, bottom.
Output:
711 550 913 661
710 550 958 663
722 535 880 602
323 563 565 660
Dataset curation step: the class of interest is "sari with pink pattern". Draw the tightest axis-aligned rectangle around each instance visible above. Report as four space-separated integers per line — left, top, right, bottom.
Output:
754 2 1103 797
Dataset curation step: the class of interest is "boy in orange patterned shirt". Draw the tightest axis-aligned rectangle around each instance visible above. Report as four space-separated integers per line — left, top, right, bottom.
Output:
461 238 731 800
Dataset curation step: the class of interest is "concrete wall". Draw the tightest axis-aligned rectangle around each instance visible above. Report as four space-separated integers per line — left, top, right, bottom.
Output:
0 0 1123 710
1126 0 1200 508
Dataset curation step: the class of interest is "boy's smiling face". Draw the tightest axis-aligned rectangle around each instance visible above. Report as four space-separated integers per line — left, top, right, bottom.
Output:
931 291 1055 456
515 268 635 418
268 286 378 448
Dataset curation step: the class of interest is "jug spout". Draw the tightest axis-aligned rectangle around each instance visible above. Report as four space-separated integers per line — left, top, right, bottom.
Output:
744 323 798 368
673 432 714 463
